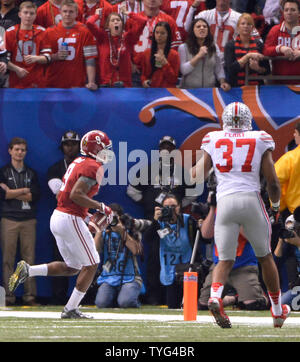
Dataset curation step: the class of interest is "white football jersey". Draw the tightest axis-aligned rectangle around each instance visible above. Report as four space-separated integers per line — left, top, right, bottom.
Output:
184 8 261 61
201 130 275 201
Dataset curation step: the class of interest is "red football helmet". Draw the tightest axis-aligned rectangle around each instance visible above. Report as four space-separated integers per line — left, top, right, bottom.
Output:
80 130 114 164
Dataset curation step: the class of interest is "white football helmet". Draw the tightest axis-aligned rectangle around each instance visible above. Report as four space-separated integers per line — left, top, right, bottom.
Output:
222 102 253 131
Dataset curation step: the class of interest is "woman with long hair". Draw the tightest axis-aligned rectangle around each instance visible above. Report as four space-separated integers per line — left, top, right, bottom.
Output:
86 9 147 87
178 17 230 90
140 21 180 88
224 12 270 87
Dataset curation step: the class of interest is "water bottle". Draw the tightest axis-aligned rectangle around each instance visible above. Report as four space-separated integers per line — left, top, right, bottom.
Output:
61 42 68 51
0 286 5 308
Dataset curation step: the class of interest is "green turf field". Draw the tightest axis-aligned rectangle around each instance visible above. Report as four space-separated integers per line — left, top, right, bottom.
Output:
0 305 299 343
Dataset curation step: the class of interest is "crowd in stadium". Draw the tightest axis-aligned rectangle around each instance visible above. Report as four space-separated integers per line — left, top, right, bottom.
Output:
1 0 300 322
0 0 300 88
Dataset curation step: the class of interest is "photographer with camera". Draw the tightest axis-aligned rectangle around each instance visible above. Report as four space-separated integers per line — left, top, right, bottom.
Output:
273 206 300 310
144 193 201 309
94 203 147 308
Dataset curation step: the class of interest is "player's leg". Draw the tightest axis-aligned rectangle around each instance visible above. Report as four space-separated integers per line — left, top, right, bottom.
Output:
209 194 240 328
242 192 291 327
61 215 100 319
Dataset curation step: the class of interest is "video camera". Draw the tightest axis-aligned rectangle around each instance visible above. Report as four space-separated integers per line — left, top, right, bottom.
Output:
279 206 300 239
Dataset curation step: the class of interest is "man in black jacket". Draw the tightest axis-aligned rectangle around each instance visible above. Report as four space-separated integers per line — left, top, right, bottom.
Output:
0 137 40 305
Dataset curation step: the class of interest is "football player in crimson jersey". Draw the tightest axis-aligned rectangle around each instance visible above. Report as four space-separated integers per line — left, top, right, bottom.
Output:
5 2 47 88
9 130 115 319
40 0 98 89
191 102 291 328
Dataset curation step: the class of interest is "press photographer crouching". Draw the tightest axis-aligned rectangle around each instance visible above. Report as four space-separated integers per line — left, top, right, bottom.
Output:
273 206 300 310
94 204 151 308
144 194 202 309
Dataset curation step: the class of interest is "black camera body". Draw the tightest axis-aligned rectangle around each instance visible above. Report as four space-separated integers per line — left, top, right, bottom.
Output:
159 206 175 222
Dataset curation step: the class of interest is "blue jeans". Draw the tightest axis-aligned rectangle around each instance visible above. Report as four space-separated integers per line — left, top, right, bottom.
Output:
95 281 141 308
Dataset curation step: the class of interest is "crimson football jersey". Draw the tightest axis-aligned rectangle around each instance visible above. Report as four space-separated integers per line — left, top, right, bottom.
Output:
75 0 113 25
160 0 206 41
35 0 83 28
126 10 182 66
57 156 103 218
40 21 98 87
5 24 46 88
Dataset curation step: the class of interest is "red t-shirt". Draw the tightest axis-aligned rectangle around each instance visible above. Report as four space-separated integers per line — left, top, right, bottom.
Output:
86 12 147 86
40 21 98 87
75 0 113 25
57 156 103 218
5 24 46 88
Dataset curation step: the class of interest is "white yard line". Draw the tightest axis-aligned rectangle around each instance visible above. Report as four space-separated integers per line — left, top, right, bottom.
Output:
0 310 299 326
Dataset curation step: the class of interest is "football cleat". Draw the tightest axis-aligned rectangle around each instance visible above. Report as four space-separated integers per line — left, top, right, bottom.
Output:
61 307 94 319
8 260 29 293
208 297 232 328
271 304 291 328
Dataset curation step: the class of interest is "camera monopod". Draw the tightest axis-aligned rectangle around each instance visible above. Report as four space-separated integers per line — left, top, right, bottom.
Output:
183 229 200 321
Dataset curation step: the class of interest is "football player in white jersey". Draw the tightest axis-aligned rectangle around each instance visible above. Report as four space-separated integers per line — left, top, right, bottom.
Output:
191 102 290 329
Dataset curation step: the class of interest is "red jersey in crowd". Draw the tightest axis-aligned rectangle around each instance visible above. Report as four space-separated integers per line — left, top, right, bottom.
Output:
35 0 83 28
140 47 180 87
75 0 113 25
5 24 46 88
40 21 98 87
126 10 182 67
57 156 103 219
263 21 300 83
86 12 147 86
160 0 206 41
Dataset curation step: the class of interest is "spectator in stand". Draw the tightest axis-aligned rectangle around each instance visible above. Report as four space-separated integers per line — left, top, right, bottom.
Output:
161 0 206 41
184 0 261 65
263 0 300 85
0 0 20 31
263 0 282 25
125 0 182 87
5 1 47 88
178 17 230 89
40 0 98 89
141 21 180 88
86 9 147 87
0 0 20 87
76 0 113 25
0 37 8 87
224 12 270 87
112 0 144 25
35 0 83 28
47 130 81 305
230 0 266 14
0 137 41 306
